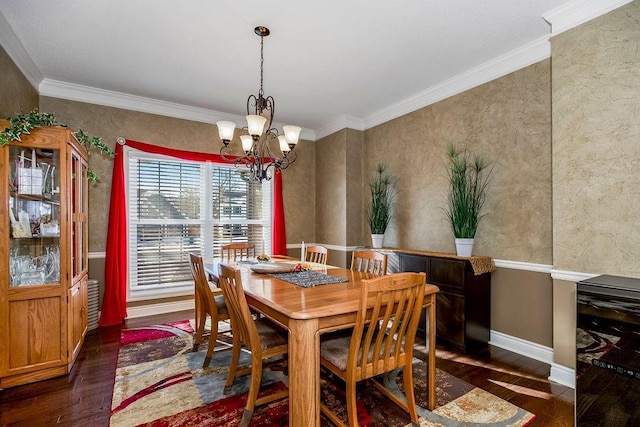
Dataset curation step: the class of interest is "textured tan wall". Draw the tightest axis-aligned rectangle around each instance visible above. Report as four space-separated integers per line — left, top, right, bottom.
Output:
315 129 347 245
552 1 640 278
0 45 38 118
363 61 552 264
39 97 315 253
345 129 364 247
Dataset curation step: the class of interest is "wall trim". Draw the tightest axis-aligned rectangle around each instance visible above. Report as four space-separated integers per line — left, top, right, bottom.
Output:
0 11 42 89
36 78 316 142
493 259 553 273
549 363 576 389
543 0 633 36
489 330 553 365
89 251 106 259
126 299 195 319
550 269 598 282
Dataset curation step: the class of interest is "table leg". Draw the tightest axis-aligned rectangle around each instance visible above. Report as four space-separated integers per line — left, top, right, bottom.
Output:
288 318 320 426
427 294 436 410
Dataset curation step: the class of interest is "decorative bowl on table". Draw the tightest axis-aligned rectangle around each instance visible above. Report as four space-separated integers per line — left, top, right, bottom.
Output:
250 262 293 274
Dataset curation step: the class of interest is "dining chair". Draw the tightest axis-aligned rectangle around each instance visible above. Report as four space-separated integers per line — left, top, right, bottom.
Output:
305 244 328 264
189 253 232 368
350 250 388 276
221 243 255 260
319 272 432 427
217 263 289 427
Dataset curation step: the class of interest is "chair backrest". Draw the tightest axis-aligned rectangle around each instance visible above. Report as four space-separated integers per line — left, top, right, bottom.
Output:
350 250 387 276
217 263 260 352
349 272 426 379
190 253 218 316
305 245 328 264
222 243 255 260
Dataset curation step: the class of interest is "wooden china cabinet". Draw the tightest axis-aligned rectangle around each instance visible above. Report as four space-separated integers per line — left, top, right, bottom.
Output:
0 121 89 388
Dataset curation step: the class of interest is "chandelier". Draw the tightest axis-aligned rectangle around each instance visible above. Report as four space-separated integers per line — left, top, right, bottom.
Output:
216 26 301 182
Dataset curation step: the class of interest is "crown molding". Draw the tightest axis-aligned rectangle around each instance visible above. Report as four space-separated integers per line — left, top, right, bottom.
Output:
360 35 551 131
314 115 367 140
37 78 316 141
543 0 633 36
39 78 238 123
0 11 42 89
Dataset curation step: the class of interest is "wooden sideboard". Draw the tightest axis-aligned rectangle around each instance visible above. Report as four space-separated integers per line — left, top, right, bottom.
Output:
385 249 492 354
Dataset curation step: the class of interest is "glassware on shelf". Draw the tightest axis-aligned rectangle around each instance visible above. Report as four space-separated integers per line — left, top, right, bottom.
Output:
44 245 60 282
8 253 52 287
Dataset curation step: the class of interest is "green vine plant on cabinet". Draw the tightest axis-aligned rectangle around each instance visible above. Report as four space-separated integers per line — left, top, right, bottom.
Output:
0 110 115 183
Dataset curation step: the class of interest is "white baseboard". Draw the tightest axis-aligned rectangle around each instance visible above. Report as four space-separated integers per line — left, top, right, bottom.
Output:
490 330 575 389
126 299 194 319
549 363 576 388
489 330 554 364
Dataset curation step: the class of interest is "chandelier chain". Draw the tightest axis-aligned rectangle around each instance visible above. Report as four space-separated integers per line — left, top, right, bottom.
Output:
259 34 264 97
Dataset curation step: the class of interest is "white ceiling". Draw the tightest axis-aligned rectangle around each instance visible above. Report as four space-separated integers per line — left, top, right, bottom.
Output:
0 1 593 140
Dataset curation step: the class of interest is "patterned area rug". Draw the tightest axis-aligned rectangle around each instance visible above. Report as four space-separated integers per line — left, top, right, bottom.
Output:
110 320 535 427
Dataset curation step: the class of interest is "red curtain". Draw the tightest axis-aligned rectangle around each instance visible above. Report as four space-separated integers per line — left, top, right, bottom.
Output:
272 169 287 255
98 139 287 326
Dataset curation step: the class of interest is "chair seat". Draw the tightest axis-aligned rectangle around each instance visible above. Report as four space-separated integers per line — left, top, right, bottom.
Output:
214 294 228 315
321 331 400 372
255 318 288 349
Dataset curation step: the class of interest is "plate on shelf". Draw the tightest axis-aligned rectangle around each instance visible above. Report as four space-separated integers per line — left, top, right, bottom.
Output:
250 262 295 274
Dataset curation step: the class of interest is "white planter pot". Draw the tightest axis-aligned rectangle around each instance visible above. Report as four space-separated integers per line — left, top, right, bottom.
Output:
371 234 384 248
454 238 474 257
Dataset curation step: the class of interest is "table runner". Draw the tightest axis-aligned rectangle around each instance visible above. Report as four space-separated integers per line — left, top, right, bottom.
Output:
270 271 348 288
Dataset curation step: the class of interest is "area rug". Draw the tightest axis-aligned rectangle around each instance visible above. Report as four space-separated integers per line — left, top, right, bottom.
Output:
110 320 535 427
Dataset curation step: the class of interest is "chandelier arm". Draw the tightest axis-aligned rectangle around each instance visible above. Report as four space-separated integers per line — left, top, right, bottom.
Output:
219 145 246 164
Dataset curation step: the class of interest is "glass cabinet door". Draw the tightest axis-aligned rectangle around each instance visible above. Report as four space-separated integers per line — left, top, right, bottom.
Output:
8 146 61 287
70 150 88 280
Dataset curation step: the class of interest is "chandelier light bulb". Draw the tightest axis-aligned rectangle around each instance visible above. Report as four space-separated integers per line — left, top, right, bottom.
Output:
240 135 254 153
246 115 267 137
216 121 237 144
278 135 290 153
283 125 302 146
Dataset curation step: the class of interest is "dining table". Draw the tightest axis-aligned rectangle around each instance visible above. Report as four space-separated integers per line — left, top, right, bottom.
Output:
205 256 439 426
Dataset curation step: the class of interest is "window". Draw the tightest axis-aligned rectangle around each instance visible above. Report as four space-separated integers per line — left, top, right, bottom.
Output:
126 149 272 300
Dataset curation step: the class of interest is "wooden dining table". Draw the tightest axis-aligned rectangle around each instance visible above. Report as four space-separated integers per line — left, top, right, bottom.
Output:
205 256 438 426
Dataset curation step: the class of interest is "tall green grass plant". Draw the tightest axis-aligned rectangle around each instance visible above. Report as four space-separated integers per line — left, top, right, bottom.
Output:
367 163 396 234
444 144 492 238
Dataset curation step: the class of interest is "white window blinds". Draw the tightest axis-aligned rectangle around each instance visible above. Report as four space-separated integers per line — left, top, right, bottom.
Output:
127 151 272 299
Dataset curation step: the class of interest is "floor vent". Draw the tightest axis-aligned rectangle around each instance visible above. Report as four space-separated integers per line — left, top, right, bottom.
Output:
88 279 100 331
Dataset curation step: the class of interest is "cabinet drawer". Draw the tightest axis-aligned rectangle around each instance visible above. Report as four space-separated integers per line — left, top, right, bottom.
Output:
399 253 427 273
429 258 465 289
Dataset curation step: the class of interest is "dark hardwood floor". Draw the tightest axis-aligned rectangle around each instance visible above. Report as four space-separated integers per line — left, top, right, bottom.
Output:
0 310 574 426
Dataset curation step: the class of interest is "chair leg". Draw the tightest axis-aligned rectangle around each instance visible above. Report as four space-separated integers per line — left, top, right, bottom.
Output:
243 358 263 426
193 299 206 352
202 315 219 368
403 365 419 425
224 335 242 392
346 378 358 427
240 408 254 427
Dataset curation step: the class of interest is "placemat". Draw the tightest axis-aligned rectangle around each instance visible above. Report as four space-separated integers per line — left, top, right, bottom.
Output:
270 271 348 288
